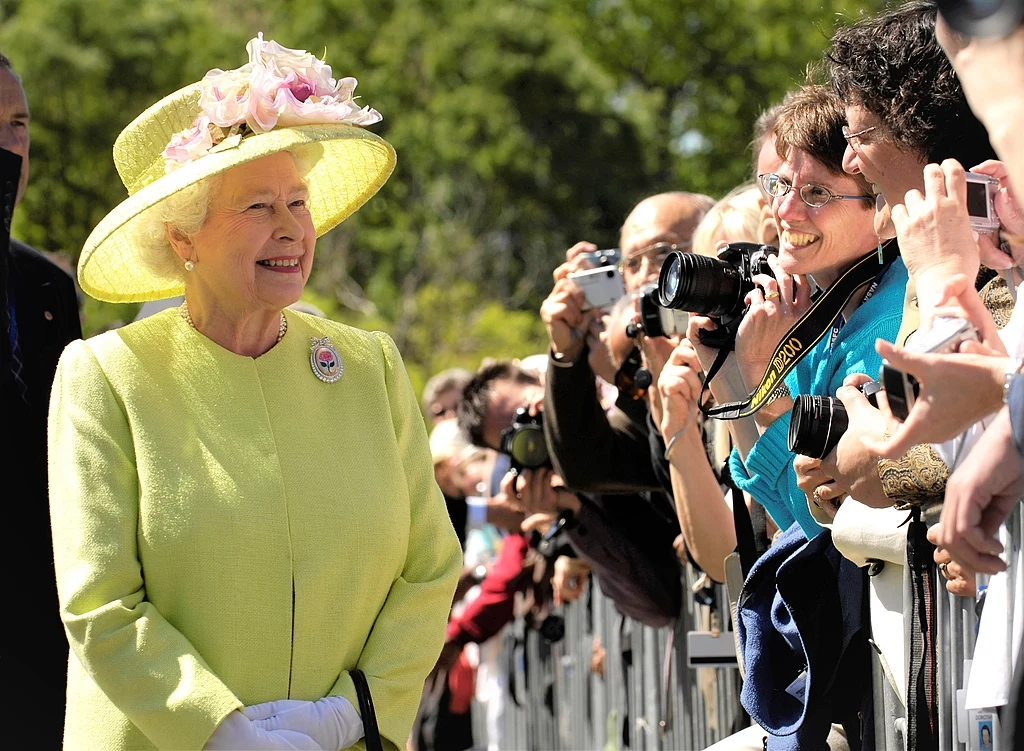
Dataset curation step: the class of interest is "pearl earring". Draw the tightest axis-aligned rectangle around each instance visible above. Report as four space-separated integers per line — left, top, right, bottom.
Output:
184 260 195 272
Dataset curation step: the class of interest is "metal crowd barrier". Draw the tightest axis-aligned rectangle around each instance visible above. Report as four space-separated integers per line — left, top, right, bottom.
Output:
473 564 745 750
872 505 1024 751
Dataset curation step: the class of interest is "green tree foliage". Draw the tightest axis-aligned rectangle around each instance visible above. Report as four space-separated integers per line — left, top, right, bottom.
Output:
1 0 881 400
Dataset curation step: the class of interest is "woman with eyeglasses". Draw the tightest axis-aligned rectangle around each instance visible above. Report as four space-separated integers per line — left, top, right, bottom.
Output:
682 84 910 751
691 84 909 538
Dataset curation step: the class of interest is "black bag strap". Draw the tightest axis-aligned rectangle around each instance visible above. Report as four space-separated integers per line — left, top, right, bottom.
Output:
351 669 384 751
702 241 898 420
906 510 938 750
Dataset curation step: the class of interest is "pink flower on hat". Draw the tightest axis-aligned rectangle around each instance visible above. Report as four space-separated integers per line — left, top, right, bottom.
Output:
162 33 382 172
163 115 215 168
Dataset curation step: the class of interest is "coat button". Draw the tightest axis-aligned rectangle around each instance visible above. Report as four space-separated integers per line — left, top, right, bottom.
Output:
44 310 53 321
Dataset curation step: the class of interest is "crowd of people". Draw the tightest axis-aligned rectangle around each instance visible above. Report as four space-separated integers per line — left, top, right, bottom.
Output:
419 2 1024 749
6 1 1024 750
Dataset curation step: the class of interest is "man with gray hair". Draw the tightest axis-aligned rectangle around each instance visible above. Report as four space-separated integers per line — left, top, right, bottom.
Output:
1 51 82 747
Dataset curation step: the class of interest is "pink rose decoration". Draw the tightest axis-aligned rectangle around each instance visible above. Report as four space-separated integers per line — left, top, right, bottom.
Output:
162 33 382 171
162 115 215 171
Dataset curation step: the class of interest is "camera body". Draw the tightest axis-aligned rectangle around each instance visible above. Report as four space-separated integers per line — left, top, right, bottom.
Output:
636 283 689 338
499 406 551 470
965 172 1000 233
938 0 1024 38
657 242 777 323
569 265 626 310
788 381 881 460
879 316 979 422
577 248 622 269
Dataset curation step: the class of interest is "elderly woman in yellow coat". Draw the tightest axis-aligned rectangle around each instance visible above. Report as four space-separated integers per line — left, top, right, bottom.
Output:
48 35 462 751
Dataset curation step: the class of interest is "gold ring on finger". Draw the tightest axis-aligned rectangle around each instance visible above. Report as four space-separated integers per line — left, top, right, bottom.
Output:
764 291 780 301
812 487 824 508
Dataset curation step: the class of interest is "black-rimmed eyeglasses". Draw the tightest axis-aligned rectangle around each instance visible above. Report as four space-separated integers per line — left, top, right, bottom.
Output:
757 173 873 209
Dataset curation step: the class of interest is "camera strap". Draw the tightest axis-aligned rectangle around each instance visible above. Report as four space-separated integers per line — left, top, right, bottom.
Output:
700 239 899 420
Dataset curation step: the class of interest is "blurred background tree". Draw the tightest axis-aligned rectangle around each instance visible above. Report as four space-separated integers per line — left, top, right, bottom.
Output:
0 0 881 398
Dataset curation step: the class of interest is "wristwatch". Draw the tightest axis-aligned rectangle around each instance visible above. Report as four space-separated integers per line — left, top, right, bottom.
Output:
1003 357 1024 405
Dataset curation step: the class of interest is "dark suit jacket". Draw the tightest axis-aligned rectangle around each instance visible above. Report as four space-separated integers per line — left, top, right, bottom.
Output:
4 239 81 743
544 346 662 493
566 492 682 628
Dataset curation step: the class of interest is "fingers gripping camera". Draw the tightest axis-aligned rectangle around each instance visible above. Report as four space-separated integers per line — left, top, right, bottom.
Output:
879 316 979 421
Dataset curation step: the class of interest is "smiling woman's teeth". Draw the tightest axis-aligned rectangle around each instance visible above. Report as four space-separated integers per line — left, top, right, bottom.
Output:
258 258 299 267
782 230 818 247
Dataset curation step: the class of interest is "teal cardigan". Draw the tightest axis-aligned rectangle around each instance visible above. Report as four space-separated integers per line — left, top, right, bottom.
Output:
728 257 909 538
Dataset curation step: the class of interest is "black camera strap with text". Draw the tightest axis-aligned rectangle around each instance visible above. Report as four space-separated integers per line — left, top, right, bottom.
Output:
701 239 899 420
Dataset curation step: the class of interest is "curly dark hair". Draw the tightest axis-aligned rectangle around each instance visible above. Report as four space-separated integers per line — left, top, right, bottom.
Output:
828 0 994 167
457 360 541 448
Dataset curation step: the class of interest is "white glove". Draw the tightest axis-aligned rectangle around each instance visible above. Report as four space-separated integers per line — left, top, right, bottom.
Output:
247 696 364 751
203 710 323 750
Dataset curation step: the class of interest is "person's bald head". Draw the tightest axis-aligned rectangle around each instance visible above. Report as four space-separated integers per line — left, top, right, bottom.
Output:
619 192 714 291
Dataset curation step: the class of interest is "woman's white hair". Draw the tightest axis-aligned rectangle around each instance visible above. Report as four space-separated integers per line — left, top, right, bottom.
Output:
134 150 311 283
691 183 763 258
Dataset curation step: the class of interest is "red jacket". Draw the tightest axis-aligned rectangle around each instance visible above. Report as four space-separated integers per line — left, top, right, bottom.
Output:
446 533 529 645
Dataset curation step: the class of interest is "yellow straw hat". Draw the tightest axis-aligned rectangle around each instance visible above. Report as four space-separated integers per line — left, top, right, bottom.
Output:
78 34 397 303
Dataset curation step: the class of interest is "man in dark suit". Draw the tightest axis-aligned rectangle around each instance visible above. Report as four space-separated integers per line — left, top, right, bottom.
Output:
1 51 82 747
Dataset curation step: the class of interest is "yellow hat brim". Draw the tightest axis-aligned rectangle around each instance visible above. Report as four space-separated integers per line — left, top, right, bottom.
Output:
78 124 396 303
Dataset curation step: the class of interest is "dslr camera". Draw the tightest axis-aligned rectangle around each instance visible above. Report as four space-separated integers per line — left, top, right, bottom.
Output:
633 283 690 338
657 242 777 347
500 407 551 470
788 382 881 459
879 316 979 422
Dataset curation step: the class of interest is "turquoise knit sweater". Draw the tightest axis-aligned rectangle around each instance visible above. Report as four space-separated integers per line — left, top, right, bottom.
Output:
728 257 909 538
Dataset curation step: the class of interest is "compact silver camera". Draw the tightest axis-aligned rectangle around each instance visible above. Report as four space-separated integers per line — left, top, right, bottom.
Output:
577 248 622 269
879 316 979 421
966 171 1000 233
568 265 626 310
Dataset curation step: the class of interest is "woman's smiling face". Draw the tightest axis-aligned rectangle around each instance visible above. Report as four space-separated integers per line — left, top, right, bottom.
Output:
772 148 877 288
175 151 316 315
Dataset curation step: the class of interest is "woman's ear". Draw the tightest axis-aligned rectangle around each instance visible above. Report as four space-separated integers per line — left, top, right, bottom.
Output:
165 224 194 263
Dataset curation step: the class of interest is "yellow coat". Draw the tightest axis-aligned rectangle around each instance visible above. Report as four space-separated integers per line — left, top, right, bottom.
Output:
48 309 462 750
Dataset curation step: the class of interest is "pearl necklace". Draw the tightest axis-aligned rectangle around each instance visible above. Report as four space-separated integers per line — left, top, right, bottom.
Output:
179 302 288 345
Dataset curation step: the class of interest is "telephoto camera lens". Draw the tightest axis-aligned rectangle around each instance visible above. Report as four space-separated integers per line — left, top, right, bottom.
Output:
657 250 749 318
788 395 849 460
500 408 550 469
507 424 548 468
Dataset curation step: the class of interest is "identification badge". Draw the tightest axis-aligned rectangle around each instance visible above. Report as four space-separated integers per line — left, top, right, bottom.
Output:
310 337 343 383
969 709 999 750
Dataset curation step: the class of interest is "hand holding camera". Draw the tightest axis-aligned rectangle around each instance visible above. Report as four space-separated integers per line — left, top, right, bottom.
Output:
971 159 1024 268
732 255 812 415
890 160 989 316
541 274 598 359
501 465 579 519
656 338 705 440
863 317 1015 459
